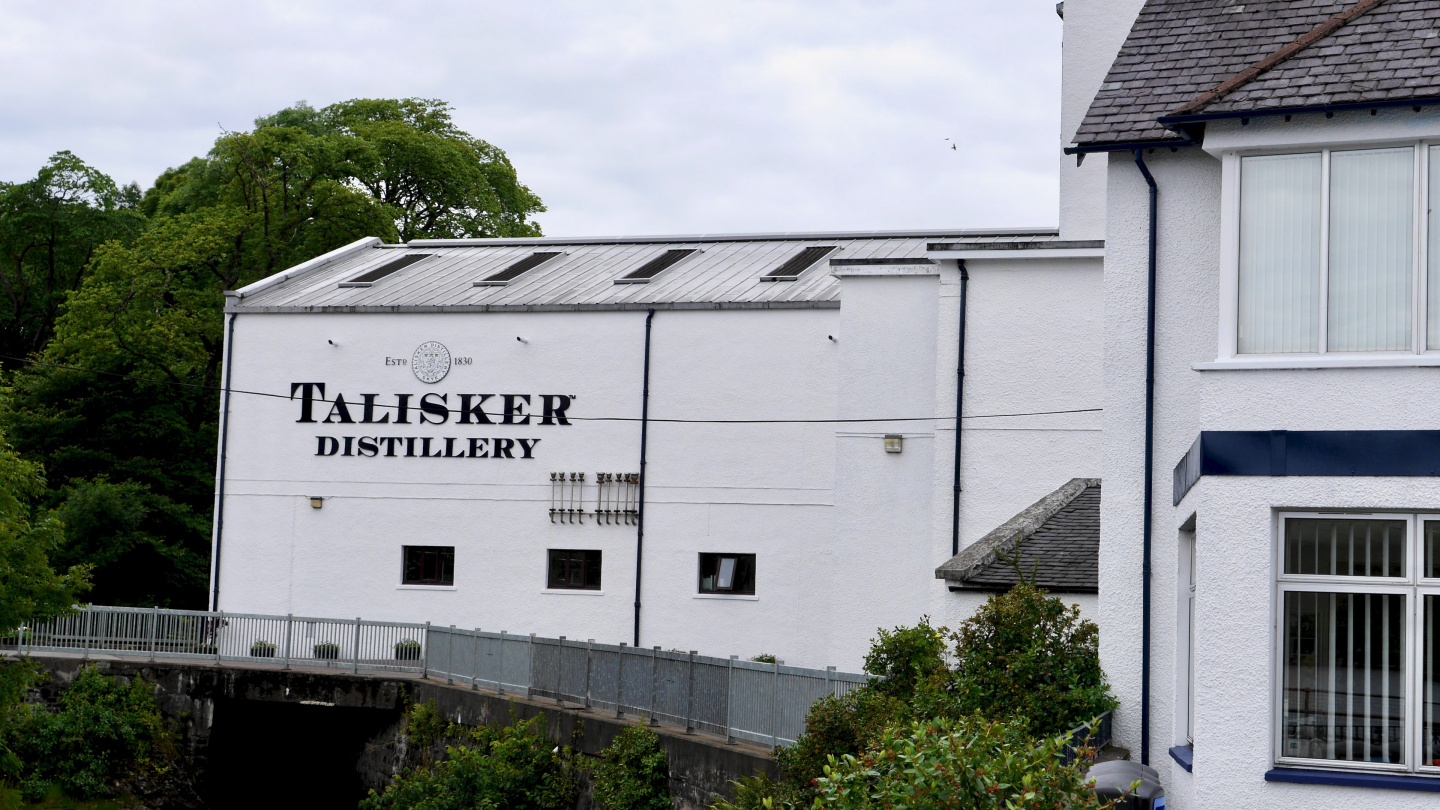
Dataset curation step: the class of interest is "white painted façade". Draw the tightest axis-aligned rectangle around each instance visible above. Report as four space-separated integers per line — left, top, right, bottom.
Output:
213 0 1440 804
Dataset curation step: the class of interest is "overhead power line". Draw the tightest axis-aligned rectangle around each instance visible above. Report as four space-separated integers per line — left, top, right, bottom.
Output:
0 353 1101 425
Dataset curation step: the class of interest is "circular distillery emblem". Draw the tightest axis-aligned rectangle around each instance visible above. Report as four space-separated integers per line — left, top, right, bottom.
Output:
411 341 452 384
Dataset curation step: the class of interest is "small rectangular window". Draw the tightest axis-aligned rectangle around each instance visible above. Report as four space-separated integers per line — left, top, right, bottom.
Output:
761 245 836 282
548 549 601 590
475 252 562 286
698 553 756 595
339 253 432 287
402 545 454 586
614 249 696 284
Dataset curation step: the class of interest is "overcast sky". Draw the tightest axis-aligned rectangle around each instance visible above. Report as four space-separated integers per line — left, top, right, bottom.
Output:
0 1 1063 237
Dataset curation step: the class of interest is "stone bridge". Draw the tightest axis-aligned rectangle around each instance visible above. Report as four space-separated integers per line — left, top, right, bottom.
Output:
19 651 776 810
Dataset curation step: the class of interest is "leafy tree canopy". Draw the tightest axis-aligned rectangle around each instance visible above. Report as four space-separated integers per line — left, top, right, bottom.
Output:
2 98 544 608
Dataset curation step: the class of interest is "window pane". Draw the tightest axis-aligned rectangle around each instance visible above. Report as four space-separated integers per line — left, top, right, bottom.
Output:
1427 521 1440 579
699 553 756 595
1426 595 1440 767
1329 147 1414 352
1282 591 1405 764
1429 146 1440 349
402 546 454 585
1239 153 1322 353
1284 518 1406 577
547 549 600 590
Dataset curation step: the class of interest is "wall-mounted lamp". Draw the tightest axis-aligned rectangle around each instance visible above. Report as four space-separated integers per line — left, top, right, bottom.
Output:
827 335 837 342
310 496 324 509
516 336 529 344
327 339 337 346
884 434 903 454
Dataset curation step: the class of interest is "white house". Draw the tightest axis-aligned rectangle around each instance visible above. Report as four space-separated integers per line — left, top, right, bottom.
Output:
1071 0 1440 805
210 229 1104 671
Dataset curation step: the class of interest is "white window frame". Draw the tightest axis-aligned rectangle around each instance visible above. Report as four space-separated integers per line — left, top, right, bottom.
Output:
1176 522 1197 748
1211 141 1440 369
1271 511 1440 775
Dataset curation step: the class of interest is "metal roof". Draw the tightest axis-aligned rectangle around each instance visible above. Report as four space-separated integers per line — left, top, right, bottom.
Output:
229 229 1066 313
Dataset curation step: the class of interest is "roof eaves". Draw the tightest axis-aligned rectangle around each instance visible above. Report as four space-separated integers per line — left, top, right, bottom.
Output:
1158 95 1440 126
231 236 383 300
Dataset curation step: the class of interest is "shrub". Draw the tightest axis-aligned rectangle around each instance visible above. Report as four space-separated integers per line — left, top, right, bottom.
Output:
949 582 1116 737
773 689 904 808
14 665 171 799
591 725 670 810
710 773 783 810
813 715 1107 810
861 618 948 703
360 714 578 810
749 654 776 664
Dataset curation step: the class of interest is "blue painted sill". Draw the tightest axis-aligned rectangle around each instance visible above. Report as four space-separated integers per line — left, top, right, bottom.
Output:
1168 745 1192 772
1265 768 1440 792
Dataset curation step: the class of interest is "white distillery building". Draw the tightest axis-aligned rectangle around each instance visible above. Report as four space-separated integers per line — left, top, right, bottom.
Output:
210 230 1105 670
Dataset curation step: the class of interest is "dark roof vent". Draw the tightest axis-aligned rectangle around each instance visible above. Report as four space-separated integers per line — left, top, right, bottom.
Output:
474 252 563 287
338 253 432 288
614 249 697 284
760 245 836 282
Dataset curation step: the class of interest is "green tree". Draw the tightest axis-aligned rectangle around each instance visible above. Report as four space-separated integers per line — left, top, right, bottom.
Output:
0 412 89 779
6 98 542 607
361 714 578 810
0 152 145 359
591 726 671 810
949 583 1116 737
812 716 1108 810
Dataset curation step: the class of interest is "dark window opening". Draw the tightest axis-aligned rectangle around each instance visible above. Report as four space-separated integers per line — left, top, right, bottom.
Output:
402 545 454 586
548 549 602 590
761 245 835 282
699 553 756 595
615 249 696 283
340 253 432 287
476 252 562 286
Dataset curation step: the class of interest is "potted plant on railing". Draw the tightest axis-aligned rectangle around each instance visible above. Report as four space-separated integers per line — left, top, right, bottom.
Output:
394 638 422 661
250 640 277 658
313 641 340 660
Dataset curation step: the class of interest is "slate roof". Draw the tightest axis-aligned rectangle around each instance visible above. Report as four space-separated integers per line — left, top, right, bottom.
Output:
229 229 1065 313
935 479 1100 594
1073 0 1440 148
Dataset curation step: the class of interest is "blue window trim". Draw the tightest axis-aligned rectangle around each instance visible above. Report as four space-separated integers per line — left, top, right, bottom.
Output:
1266 768 1440 792
1168 745 1193 773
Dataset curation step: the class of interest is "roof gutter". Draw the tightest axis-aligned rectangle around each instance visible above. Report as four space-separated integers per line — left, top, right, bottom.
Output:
1064 139 1194 156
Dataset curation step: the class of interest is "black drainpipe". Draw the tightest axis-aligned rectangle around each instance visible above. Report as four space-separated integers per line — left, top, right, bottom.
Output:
633 308 655 648
1133 148 1158 767
951 261 969 557
210 311 238 611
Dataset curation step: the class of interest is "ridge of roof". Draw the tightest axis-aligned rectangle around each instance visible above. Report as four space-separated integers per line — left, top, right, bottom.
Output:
406 227 1059 248
935 478 1100 590
1169 0 1390 118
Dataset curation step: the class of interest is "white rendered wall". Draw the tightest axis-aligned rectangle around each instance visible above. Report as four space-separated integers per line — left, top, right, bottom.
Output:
216 307 847 667
217 256 1108 672
926 256 1104 629
1058 0 1147 240
1102 140 1440 805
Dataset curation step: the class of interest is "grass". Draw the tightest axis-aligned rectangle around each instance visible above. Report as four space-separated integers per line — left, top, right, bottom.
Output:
0 784 127 810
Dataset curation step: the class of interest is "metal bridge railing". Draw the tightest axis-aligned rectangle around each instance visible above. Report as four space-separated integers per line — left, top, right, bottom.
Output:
1 605 871 748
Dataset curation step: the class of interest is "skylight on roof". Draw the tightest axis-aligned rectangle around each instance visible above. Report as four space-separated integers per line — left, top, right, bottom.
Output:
760 245 836 282
614 249 697 284
474 252 562 287
338 253 432 288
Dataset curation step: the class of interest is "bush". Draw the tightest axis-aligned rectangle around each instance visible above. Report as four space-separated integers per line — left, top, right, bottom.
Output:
591 725 670 810
710 772 783 810
861 618 948 703
14 665 171 799
360 714 578 810
773 689 904 808
949 583 1116 737
813 715 1107 810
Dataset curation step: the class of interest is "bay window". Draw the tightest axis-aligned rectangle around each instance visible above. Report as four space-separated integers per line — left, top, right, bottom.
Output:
1276 513 1440 773
1236 145 1440 356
